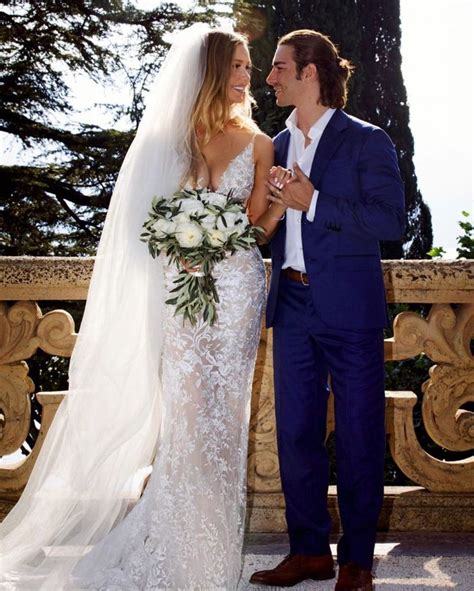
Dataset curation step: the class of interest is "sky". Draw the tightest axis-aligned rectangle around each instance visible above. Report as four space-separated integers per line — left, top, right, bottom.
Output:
399 0 473 256
2 0 472 257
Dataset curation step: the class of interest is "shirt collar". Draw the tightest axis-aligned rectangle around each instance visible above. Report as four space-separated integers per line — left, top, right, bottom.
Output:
285 109 299 134
285 107 336 140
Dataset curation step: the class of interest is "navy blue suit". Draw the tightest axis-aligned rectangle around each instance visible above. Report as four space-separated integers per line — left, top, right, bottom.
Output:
267 109 405 569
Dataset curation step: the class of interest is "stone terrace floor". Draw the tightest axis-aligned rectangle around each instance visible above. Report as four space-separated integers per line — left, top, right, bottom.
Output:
240 533 474 590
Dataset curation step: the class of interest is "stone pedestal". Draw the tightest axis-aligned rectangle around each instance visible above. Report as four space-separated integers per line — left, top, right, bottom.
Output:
247 486 474 533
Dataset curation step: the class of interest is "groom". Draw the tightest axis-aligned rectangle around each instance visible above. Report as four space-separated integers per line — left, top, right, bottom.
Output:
250 30 405 591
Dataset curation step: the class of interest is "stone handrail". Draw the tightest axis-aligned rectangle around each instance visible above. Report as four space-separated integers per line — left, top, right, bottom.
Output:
1 257 472 302
0 257 473 521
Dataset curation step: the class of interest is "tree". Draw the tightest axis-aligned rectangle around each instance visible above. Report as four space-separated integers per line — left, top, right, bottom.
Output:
234 0 433 259
0 0 211 256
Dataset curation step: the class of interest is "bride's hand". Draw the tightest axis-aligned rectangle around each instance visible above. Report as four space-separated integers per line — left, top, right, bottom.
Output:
269 166 296 190
180 258 202 274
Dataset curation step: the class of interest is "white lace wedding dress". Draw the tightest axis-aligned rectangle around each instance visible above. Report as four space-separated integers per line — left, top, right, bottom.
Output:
72 140 266 590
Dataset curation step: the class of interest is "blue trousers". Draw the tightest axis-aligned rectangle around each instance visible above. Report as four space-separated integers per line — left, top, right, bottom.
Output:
272 274 385 569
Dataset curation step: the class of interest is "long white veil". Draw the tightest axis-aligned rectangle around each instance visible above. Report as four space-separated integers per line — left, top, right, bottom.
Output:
0 23 210 589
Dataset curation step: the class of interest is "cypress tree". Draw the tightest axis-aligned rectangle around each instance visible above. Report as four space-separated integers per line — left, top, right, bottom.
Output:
235 0 433 258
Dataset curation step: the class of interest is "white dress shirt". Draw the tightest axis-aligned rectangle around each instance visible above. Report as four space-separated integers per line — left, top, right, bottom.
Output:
282 108 336 272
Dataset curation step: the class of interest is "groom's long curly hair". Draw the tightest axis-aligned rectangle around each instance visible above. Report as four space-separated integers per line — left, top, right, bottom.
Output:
279 29 354 109
187 30 259 184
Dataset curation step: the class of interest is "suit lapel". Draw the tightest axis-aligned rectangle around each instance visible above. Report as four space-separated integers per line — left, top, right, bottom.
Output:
274 130 291 167
309 109 349 188
272 130 290 250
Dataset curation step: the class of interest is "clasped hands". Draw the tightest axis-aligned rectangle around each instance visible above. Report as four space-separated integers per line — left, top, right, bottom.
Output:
266 163 315 212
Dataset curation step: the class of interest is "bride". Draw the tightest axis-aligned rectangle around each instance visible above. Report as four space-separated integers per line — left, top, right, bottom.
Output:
0 24 287 590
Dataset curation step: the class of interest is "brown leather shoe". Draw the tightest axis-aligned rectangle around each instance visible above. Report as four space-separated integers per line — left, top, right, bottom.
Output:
250 553 335 587
335 562 374 591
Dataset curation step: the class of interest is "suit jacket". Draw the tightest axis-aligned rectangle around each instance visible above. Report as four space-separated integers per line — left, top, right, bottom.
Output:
266 109 405 330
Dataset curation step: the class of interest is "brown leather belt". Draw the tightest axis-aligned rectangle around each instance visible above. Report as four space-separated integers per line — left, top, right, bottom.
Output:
282 267 309 286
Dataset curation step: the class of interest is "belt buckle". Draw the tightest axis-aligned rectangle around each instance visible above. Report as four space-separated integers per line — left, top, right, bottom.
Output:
299 271 309 286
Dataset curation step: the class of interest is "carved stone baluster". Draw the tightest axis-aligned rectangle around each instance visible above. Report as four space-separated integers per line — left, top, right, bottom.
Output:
385 303 474 491
0 301 76 505
248 324 281 493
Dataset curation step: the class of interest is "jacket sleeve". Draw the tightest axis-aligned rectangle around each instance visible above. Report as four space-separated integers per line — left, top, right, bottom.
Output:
313 127 405 241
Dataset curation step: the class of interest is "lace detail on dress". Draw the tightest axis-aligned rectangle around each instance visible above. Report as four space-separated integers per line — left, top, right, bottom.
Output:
217 141 255 202
73 139 266 590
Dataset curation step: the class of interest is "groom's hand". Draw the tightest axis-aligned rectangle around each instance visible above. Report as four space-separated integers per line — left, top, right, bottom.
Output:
266 163 314 211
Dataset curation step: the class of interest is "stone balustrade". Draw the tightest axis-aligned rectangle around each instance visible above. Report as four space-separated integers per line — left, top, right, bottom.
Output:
0 257 473 529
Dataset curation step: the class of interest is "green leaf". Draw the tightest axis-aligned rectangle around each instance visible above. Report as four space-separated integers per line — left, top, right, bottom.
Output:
427 246 446 259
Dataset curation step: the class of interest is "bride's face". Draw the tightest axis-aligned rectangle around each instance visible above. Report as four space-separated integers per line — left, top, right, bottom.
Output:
228 43 252 104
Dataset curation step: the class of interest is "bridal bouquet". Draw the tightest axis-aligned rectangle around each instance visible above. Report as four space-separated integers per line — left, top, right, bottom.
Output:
141 188 264 326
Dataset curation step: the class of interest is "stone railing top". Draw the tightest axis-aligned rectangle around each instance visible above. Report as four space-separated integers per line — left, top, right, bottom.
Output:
0 256 473 303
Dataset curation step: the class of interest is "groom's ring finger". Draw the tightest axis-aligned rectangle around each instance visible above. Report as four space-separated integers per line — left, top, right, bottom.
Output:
266 181 282 196
267 194 283 205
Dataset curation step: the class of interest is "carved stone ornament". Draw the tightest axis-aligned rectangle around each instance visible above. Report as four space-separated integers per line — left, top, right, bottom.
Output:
386 303 474 492
248 324 282 493
0 362 33 456
0 301 75 498
0 301 76 363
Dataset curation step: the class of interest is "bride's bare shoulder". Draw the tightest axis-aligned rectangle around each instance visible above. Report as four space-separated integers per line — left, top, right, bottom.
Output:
253 132 274 162
254 131 273 147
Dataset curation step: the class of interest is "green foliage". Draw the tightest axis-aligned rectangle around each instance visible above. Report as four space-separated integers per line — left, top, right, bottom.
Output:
456 210 474 259
427 246 446 259
427 211 473 260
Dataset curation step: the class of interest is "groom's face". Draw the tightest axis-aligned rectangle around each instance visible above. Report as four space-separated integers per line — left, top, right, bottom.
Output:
266 44 301 108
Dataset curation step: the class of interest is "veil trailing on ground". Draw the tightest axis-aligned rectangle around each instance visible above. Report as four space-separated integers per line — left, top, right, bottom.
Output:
0 23 210 589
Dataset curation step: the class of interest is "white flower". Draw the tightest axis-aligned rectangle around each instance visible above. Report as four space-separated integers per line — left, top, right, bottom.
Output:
207 229 226 247
177 198 205 215
235 212 248 225
200 213 217 230
142 187 262 327
174 212 191 225
152 218 176 237
216 212 239 231
176 222 204 248
205 192 227 208
230 213 248 237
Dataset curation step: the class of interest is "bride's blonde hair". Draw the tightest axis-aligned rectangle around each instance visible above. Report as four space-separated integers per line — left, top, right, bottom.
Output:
187 30 259 183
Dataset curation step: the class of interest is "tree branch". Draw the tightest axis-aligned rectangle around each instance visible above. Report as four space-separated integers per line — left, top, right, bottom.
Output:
54 194 100 241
